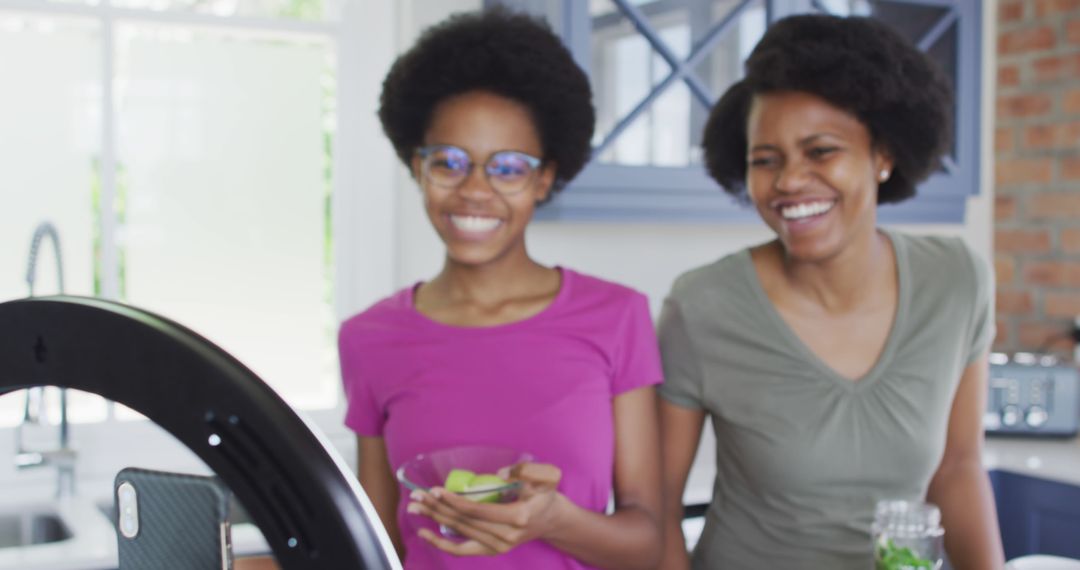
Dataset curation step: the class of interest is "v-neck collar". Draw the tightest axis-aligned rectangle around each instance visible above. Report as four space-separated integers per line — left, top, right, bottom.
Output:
739 228 910 392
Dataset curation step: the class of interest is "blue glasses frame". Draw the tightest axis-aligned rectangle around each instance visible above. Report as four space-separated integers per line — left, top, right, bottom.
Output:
416 144 543 195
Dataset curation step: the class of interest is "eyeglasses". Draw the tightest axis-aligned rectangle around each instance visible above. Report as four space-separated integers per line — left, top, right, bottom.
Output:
416 144 543 196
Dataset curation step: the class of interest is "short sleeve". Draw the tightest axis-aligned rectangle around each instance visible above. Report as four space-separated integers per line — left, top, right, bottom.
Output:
657 297 706 410
338 325 385 436
963 244 995 365
611 293 664 396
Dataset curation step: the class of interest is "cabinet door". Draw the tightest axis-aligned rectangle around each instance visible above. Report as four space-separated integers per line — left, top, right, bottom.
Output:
991 470 1080 560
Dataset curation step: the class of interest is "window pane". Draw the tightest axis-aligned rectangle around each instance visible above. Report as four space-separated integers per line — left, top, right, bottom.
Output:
591 1 691 166
691 0 766 152
870 1 958 162
111 0 341 22
115 24 337 409
693 0 765 96
0 388 109 430
589 0 662 17
590 0 765 167
0 13 98 302
871 1 951 43
0 14 107 426
816 0 872 16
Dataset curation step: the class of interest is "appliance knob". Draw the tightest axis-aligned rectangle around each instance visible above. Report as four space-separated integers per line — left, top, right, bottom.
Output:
1001 404 1021 427
1025 405 1049 428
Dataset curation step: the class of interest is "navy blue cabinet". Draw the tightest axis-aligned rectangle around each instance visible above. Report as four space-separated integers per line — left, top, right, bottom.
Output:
991 470 1080 560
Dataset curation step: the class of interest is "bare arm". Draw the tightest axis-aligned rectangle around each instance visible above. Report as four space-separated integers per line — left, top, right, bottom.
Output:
658 399 706 570
413 386 664 569
925 352 1005 570
358 435 405 559
543 385 664 568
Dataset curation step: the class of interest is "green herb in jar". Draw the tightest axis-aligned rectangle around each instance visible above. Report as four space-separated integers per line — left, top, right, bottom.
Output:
875 538 935 570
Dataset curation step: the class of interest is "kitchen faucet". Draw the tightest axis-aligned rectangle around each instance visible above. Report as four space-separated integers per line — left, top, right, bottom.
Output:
15 221 76 498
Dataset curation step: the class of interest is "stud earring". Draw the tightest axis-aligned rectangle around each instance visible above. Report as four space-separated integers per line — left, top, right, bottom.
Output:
879 169 890 182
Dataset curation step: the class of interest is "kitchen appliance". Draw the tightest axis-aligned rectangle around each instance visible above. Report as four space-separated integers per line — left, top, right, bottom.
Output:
985 353 1080 438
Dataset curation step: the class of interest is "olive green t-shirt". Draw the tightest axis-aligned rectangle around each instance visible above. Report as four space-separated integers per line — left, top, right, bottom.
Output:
658 230 994 570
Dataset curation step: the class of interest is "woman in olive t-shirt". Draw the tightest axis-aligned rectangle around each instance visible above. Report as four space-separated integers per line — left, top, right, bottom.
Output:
657 14 1005 570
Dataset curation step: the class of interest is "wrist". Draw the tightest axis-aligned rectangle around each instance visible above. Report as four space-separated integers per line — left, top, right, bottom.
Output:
540 491 574 542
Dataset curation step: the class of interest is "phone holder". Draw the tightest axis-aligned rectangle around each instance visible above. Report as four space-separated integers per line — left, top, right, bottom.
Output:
0 296 400 569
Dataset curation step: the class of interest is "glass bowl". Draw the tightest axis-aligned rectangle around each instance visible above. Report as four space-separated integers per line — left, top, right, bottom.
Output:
396 445 533 503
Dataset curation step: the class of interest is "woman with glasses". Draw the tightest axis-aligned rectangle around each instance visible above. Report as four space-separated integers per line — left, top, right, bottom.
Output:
657 14 1004 570
338 8 663 570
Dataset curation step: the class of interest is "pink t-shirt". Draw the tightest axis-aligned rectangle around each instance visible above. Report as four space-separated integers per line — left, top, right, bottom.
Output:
339 268 663 570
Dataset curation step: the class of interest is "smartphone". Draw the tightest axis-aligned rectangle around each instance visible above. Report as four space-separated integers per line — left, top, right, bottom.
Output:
114 467 234 570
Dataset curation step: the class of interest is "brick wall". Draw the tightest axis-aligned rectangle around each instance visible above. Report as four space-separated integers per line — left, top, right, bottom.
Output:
995 0 1080 354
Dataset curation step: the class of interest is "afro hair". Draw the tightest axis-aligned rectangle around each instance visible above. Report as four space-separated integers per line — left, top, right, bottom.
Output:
702 14 953 204
378 7 595 194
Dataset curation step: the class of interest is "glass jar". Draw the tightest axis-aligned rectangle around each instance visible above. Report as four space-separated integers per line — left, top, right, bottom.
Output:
872 500 945 570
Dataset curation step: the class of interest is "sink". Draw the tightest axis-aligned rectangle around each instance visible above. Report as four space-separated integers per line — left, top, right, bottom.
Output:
0 498 117 570
0 511 72 548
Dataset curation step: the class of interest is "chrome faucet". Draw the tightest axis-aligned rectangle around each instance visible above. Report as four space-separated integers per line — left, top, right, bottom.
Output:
25 222 65 297
15 221 76 498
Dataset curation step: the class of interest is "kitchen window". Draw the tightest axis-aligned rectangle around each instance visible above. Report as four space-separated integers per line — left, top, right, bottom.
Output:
0 0 364 434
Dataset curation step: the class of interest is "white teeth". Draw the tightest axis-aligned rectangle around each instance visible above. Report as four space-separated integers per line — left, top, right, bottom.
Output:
450 215 501 232
780 201 834 220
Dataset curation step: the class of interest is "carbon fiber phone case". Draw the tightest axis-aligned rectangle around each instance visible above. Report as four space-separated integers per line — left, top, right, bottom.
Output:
115 467 233 570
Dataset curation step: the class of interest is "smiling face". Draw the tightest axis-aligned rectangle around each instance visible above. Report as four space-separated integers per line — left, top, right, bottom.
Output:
413 90 555 268
745 91 893 262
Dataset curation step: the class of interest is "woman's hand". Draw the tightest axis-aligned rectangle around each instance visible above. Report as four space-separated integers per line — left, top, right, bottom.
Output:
407 462 565 556
410 387 663 568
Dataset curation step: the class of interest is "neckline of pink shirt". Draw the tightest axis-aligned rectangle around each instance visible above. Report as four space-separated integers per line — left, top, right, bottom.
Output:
404 266 572 333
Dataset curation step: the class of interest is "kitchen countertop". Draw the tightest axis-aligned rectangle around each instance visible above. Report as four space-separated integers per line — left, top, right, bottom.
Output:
682 425 1080 506
0 498 114 570
983 434 1080 487
1 435 1075 569
0 490 270 570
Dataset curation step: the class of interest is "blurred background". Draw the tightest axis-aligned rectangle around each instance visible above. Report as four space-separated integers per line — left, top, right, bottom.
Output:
0 0 1077 567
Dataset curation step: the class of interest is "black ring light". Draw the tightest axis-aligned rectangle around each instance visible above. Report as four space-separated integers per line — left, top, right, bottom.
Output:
0 295 399 569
